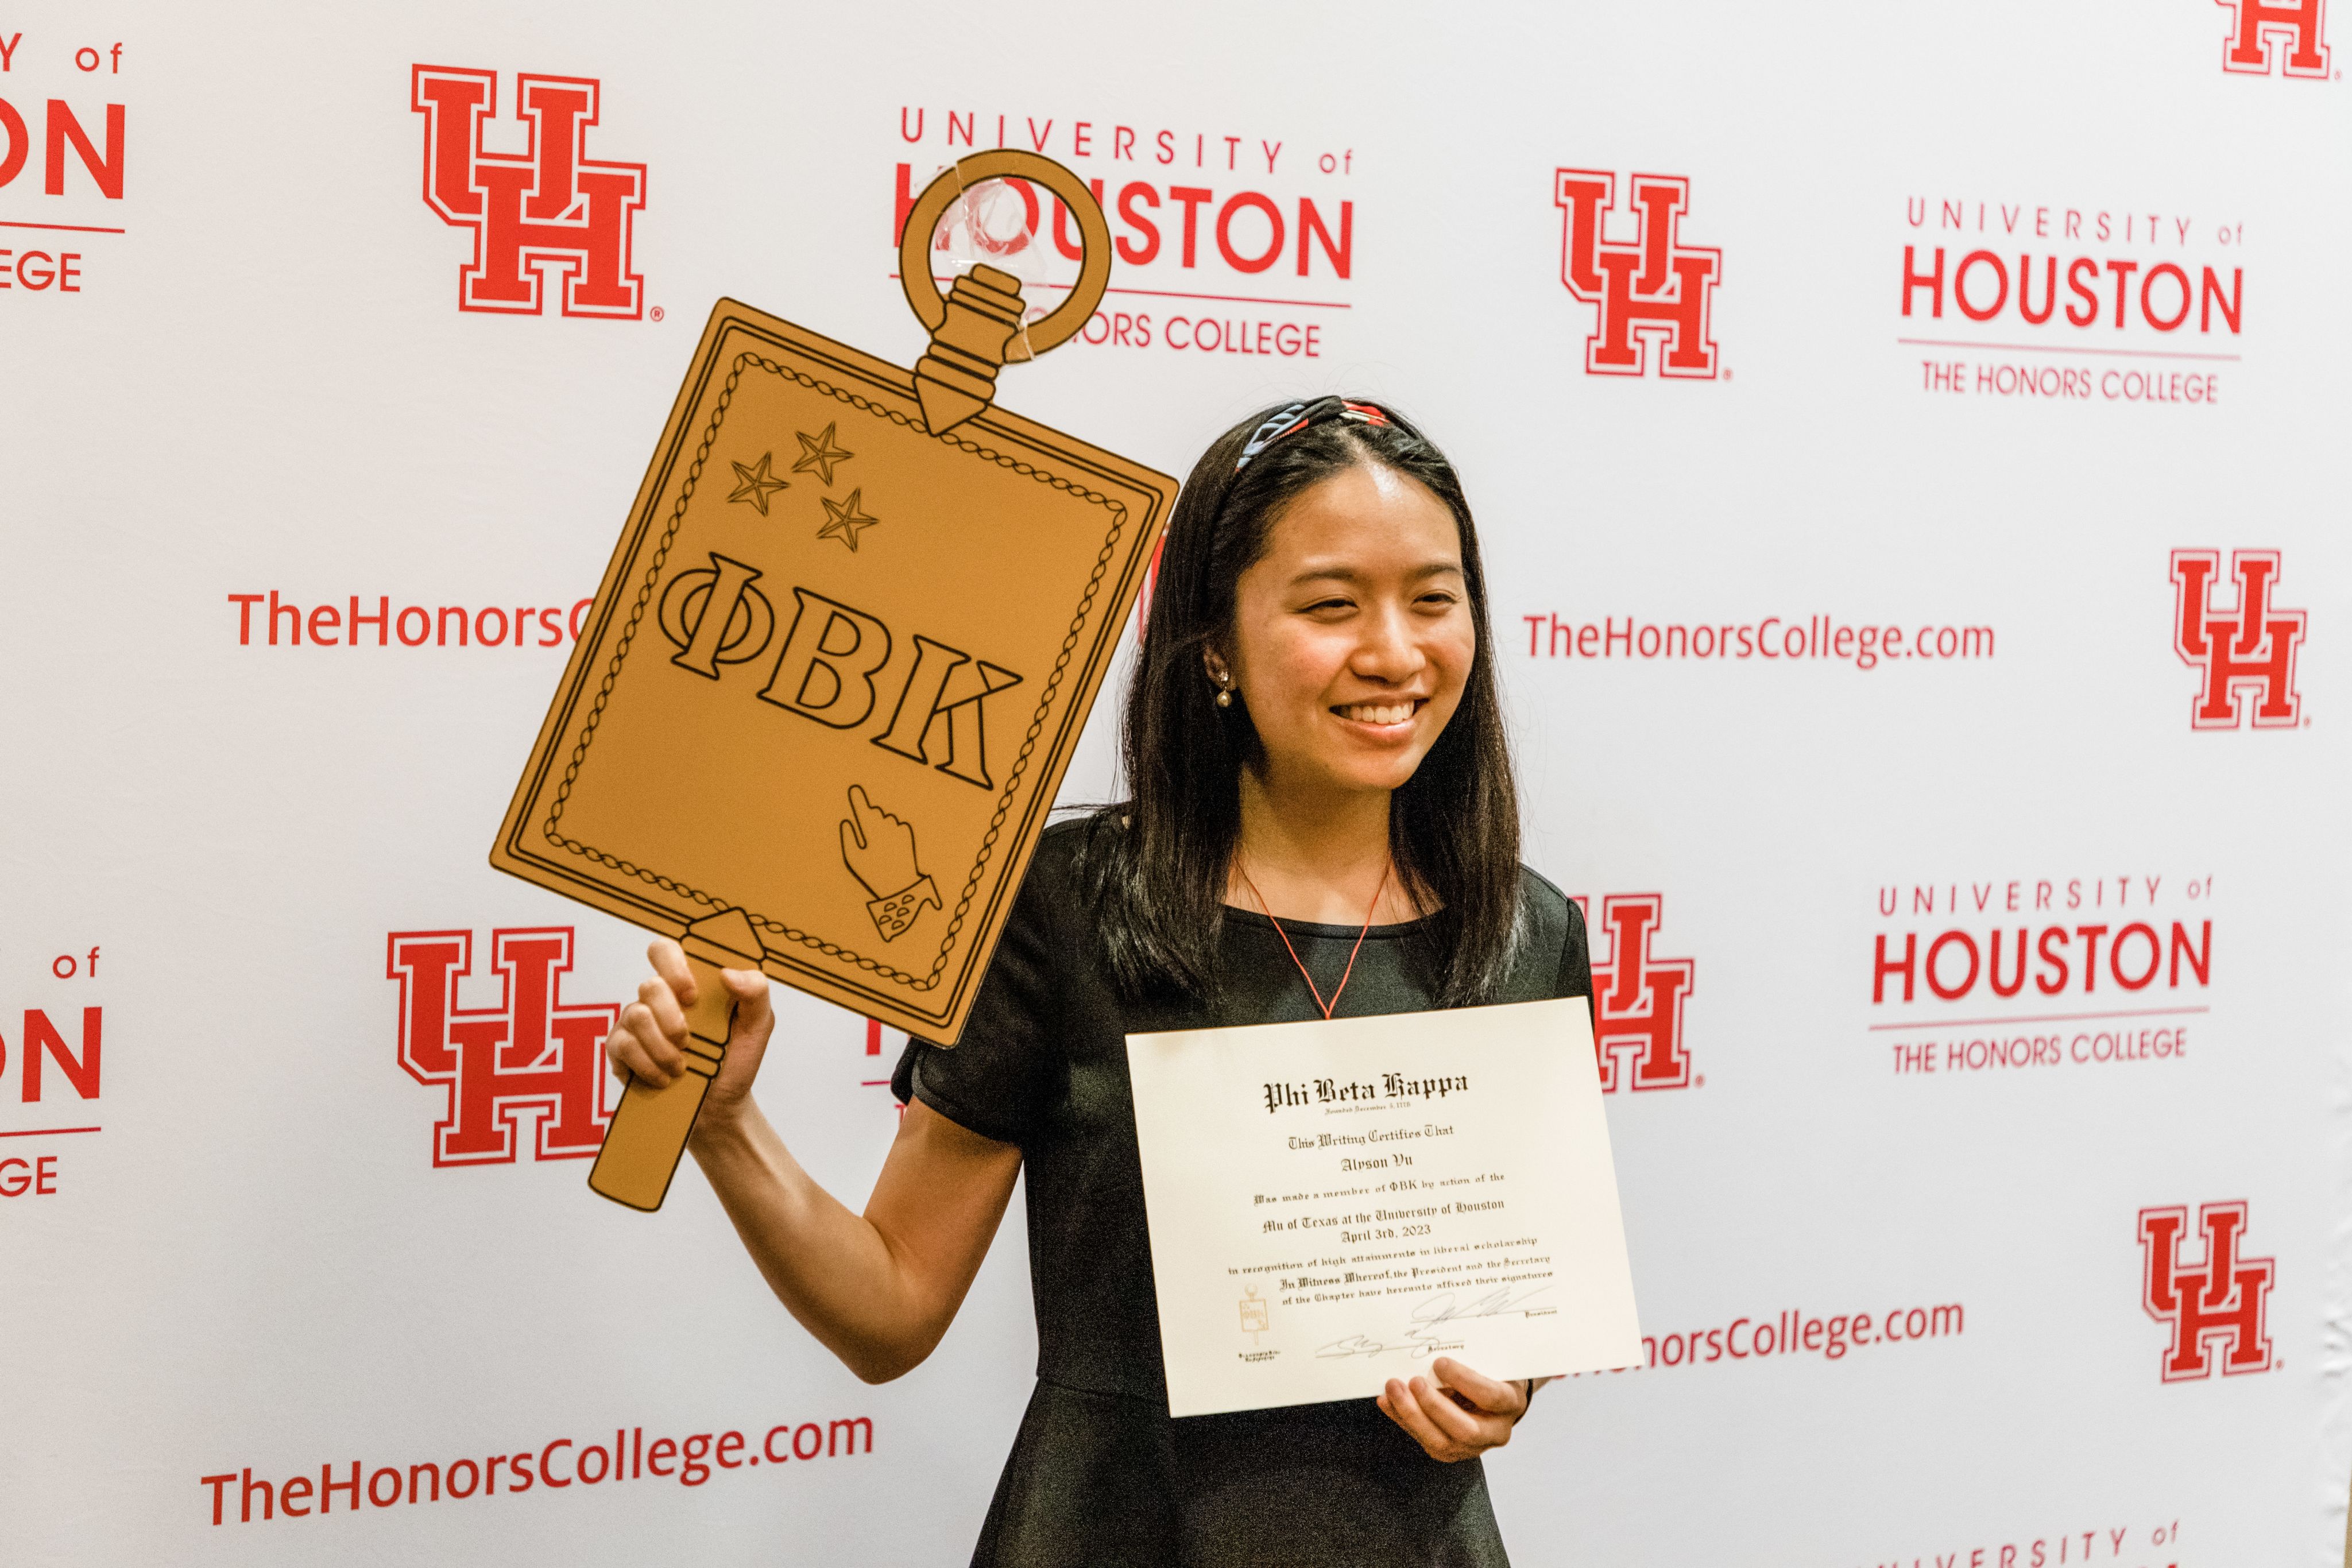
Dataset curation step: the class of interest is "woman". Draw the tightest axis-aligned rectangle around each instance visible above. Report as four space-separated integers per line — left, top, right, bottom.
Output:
608 396 1593 1566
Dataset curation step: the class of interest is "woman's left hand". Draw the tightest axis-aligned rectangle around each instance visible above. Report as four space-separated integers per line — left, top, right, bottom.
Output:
1376 1357 1531 1462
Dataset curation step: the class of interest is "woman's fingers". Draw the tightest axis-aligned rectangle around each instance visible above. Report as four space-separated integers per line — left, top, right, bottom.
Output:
1377 1377 1437 1452
1378 1365 1518 1462
1430 1356 1523 1418
610 1001 686 1087
1410 1374 1491 1446
1379 1376 1469 1461
636 975 689 1045
606 1032 667 1087
606 946 758 1095
610 954 776 1105
647 938 696 1008
720 967 773 1046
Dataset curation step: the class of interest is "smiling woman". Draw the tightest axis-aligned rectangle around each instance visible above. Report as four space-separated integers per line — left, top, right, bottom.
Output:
604 396 1591 1568
1092 396 1527 1007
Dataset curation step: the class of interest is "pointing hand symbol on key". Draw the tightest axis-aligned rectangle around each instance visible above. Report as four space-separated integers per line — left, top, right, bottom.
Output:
841 785 942 942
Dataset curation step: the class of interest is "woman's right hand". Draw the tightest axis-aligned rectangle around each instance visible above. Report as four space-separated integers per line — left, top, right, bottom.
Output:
608 938 1021 1384
605 938 777 1133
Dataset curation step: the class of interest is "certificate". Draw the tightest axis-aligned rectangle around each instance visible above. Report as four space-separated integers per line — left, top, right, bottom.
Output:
1127 998 1641 1418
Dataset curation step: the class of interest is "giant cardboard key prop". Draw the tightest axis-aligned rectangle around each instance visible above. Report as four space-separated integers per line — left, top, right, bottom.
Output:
492 153 1177 1211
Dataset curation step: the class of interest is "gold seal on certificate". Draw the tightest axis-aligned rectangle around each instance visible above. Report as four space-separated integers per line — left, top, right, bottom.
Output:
1127 998 1641 1418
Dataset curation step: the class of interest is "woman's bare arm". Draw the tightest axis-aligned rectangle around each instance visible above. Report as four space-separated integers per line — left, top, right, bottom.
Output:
610 940 1023 1384
690 1097 1020 1381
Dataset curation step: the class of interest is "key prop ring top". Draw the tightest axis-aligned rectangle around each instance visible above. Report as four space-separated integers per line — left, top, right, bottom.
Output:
898 150 1113 434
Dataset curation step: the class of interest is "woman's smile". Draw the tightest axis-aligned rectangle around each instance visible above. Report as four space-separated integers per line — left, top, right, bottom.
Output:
1332 697 1426 735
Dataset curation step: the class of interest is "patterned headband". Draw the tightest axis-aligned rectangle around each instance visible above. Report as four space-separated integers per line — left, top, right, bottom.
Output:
1234 397 1392 470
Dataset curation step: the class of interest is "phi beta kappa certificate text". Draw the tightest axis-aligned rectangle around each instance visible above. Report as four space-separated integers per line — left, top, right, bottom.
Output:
1127 997 1641 1418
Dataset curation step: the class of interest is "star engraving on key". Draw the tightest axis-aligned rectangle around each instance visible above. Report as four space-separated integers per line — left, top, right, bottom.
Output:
817 489 880 551
793 422 855 486
727 452 790 514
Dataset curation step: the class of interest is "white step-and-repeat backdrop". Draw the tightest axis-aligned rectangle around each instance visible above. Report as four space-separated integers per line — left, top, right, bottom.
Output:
5 2 2347 1563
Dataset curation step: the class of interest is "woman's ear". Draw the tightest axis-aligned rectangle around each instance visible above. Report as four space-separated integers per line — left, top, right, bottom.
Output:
1202 649 1236 707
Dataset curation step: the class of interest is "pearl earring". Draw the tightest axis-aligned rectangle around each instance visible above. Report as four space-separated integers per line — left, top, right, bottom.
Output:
1210 667 1234 707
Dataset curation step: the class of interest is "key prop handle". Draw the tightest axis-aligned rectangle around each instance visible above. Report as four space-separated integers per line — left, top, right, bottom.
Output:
587 908 763 1212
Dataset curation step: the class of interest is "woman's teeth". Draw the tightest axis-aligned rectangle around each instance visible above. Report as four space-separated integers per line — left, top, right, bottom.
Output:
1337 702 1414 725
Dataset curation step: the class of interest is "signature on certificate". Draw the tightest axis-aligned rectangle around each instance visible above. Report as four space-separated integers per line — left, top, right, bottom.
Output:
1313 1283 1556 1360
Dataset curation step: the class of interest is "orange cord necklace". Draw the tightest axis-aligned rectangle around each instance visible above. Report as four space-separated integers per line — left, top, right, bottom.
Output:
1237 858 1394 1020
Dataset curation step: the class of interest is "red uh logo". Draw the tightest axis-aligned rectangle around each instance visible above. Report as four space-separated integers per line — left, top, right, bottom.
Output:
1575 895 1695 1091
411 66 645 318
389 927 618 1166
1553 170 1720 379
2172 549 2305 730
2140 1202 2275 1381
2216 0 2330 78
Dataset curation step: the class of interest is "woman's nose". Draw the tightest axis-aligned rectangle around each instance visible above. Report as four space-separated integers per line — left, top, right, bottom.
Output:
1351 605 1426 682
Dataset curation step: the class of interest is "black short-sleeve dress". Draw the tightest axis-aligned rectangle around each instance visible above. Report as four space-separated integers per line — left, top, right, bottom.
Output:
892 819 1593 1568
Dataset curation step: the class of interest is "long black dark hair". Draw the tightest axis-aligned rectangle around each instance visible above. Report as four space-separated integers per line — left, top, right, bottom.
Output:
1076 396 1525 1006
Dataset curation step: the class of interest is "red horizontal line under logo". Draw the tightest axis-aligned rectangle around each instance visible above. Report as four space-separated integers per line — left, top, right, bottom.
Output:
1896 336 2240 364
890 273 1350 311
1869 1004 2208 1033
0 220 126 234
0 1125 102 1139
